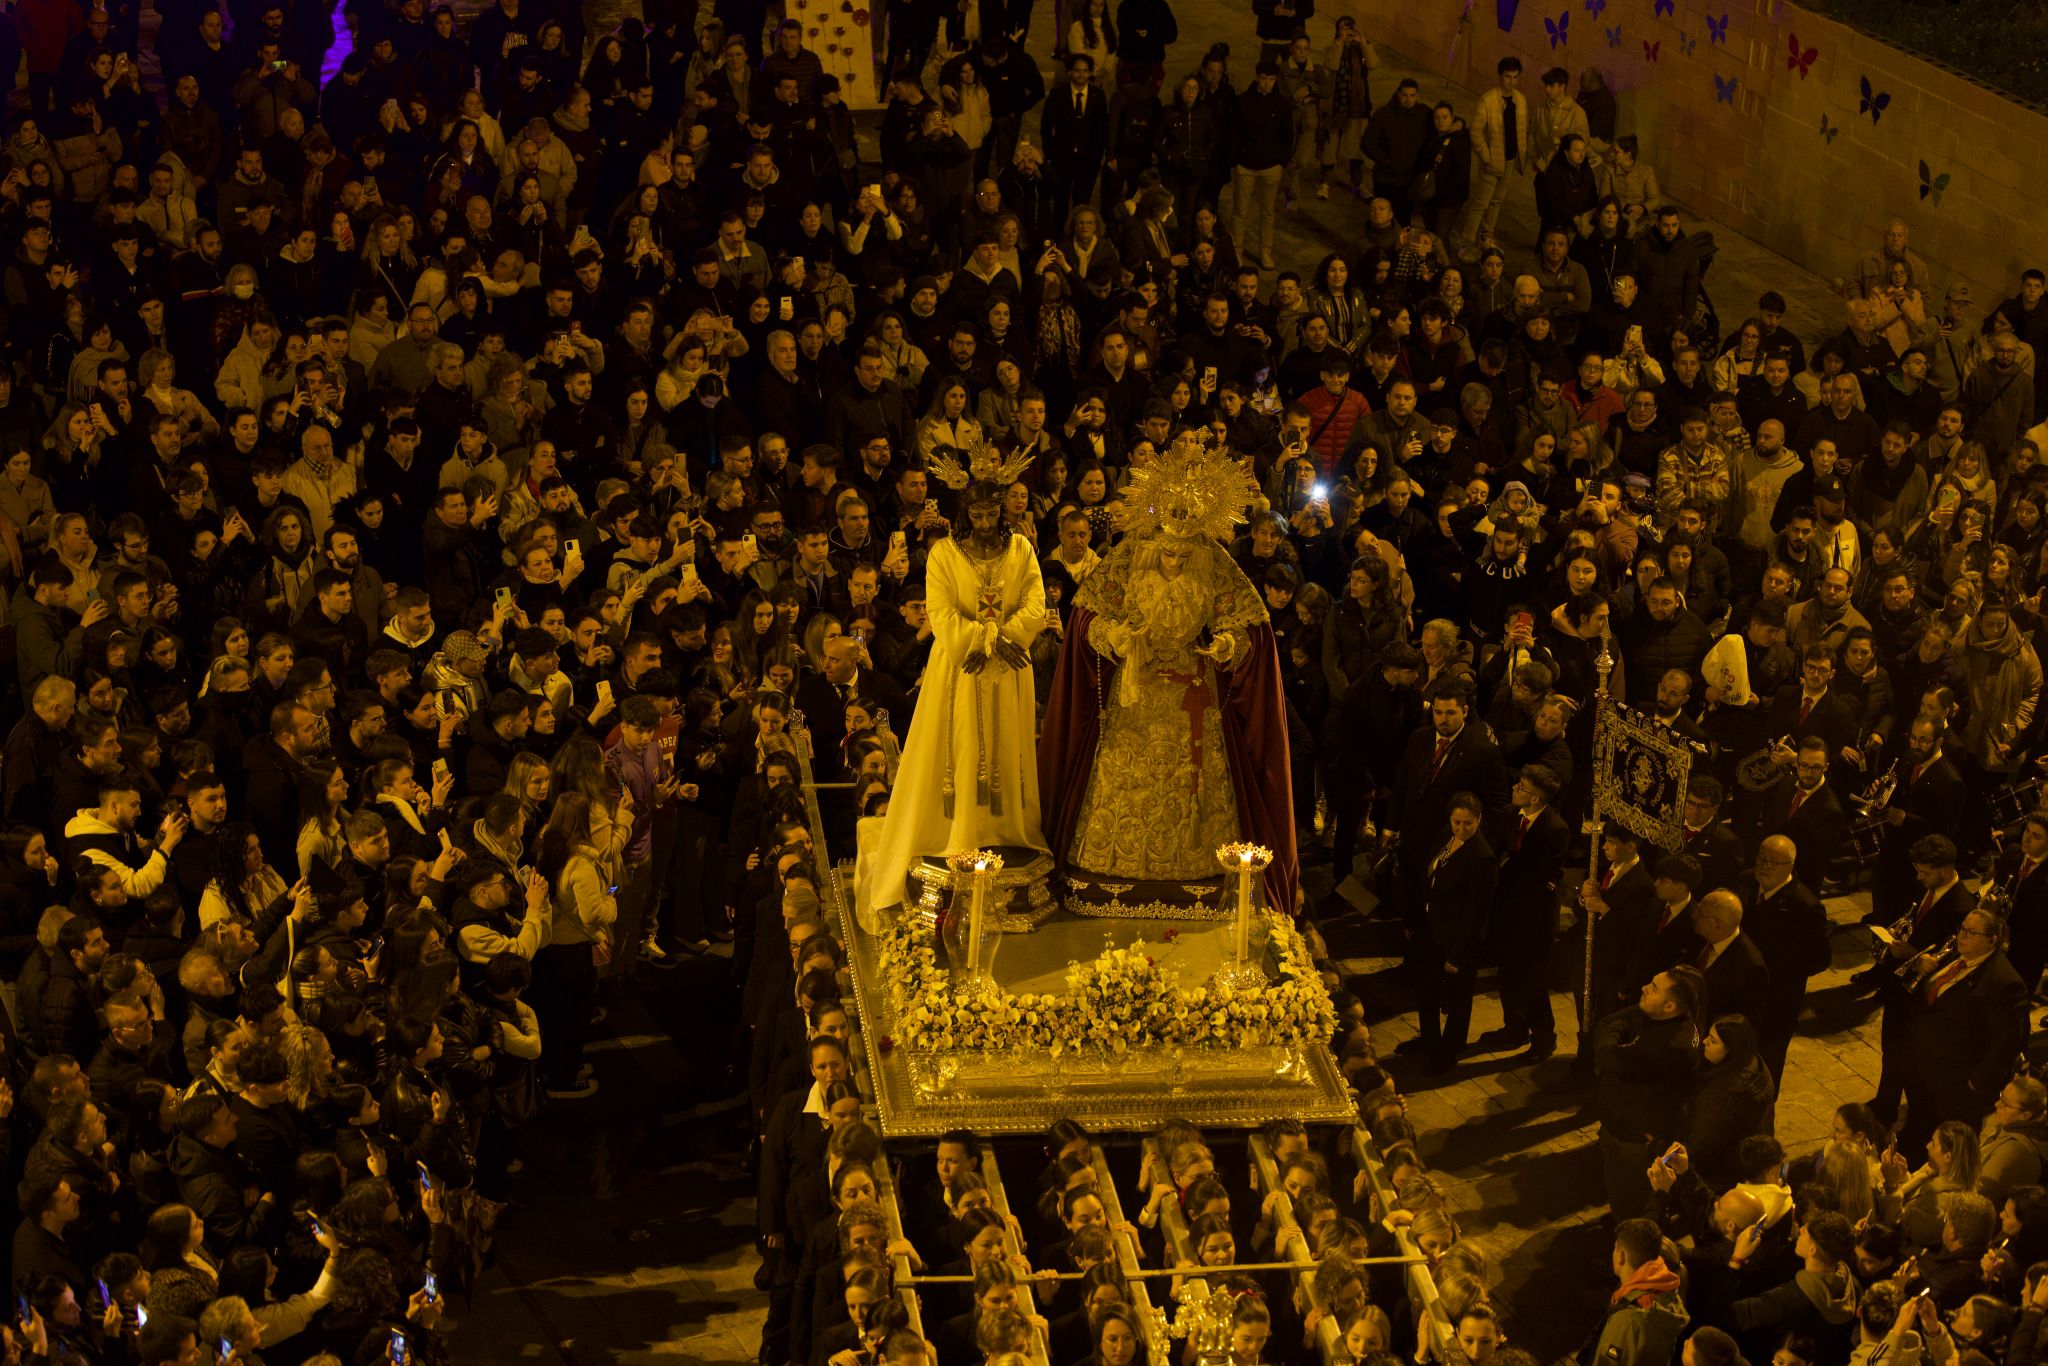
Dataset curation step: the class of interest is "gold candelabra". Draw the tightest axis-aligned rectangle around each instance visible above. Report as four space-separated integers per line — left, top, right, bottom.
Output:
945 849 1005 990
1212 843 1274 992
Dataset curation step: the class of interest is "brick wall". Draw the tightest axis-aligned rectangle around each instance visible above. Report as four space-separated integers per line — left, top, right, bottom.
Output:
1374 0 2048 310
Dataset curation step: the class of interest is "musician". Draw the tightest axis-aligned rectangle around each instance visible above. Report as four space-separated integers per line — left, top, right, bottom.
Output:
1895 908 2028 1154
1650 669 1711 748
1754 737 1848 890
1675 775 1747 893
1761 645 1859 766
1986 812 2048 992
1389 682 1512 930
1579 824 1661 1028
1869 835 1978 1124
1481 763 1571 1063
1734 835 1830 1086
1399 791 1499 1076
1678 888 1771 1029
1871 718 1966 924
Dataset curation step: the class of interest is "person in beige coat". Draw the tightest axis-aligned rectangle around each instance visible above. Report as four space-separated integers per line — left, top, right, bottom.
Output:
1530 67 1591 173
1459 58 1532 258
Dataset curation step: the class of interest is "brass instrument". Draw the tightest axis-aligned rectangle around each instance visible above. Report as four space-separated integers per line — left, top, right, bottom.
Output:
1901 934 1961 992
1737 735 1793 792
1981 865 2022 913
1852 760 1901 820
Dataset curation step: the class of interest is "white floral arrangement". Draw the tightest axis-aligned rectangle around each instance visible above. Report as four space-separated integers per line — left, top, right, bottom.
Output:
879 914 1338 1058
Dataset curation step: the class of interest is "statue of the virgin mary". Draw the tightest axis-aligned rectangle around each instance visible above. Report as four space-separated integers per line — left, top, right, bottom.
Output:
1038 433 1299 916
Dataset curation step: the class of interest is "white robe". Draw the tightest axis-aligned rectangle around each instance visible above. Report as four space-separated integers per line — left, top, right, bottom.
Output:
855 534 1048 926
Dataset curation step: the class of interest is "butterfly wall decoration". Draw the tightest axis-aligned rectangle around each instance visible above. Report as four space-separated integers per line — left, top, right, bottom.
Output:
1786 33 1817 77
1859 75 1891 123
1654 0 1673 14
1918 160 1951 206
1497 0 1520 32
1606 23 1622 45
1705 12 1728 42
1676 30 1697 56
1584 0 1605 14
1819 113 1839 142
1712 73 1737 103
1545 10 1569 45
1643 38 1660 60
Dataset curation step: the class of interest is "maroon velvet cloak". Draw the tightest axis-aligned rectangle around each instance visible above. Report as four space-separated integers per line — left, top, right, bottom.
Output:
1038 605 1300 915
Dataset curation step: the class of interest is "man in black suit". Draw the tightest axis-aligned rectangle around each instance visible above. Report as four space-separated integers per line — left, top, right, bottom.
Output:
1897 907 2029 1154
1870 835 1979 1124
1578 825 1662 1033
1989 812 2048 991
1761 646 1858 772
1389 683 1511 930
1872 717 1966 924
1755 736 1847 889
1680 888 1771 1027
1636 854 1706 991
1675 775 1747 894
1735 835 1831 1086
1036 53 1108 239
824 633 908 726
1480 764 1571 1061
1398 793 1498 1075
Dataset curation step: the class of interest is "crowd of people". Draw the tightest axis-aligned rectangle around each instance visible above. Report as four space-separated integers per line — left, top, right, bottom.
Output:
0 0 2038 1359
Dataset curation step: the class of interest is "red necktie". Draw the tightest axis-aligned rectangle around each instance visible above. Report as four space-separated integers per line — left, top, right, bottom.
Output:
1683 825 1701 844
1600 867 1615 892
1696 942 1715 969
1517 814 1531 850
1922 958 1967 1004
1788 789 1807 818
2023 858 2039 884
1914 890 1935 923
1797 696 1814 726
1430 735 1453 781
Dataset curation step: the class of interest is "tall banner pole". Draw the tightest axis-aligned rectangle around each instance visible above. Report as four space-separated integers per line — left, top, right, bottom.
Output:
1581 626 1615 1057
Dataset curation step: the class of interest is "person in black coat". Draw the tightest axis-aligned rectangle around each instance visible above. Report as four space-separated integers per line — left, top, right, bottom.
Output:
1594 965 1705 1218
1388 682 1511 929
1872 717 1967 924
1734 836 1831 1087
1398 792 1497 1074
1322 642 1423 902
1683 1015 1778 1191
1988 814 2048 992
1681 889 1772 1029
1481 762 1570 1060
1752 738 1849 890
1579 824 1662 1030
1897 908 2029 1155
1360 80 1432 221
1037 54 1109 239
1674 775 1748 895
1870 835 1979 1124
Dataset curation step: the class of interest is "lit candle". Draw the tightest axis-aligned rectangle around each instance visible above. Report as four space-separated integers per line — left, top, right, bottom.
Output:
1236 849 1253 962
969 857 988 978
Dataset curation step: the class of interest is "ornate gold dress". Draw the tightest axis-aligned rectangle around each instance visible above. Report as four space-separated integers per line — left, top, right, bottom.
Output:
1068 548 1252 886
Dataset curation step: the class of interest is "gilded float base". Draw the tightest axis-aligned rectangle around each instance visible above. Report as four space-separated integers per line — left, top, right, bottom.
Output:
906 846 1059 932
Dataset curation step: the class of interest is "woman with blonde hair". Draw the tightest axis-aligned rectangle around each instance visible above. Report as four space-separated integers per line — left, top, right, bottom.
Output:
295 759 351 878
1814 1141 1877 1224
801 612 844 676
1884 1117 1983 1252
500 752 553 829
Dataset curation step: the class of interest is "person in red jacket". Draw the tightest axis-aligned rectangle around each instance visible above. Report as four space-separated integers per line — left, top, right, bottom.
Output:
1296 350 1373 478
